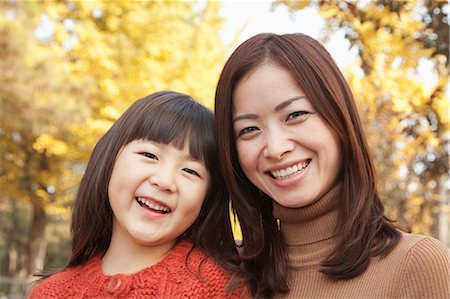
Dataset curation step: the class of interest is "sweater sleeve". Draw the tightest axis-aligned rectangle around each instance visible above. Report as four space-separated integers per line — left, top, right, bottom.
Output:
28 279 58 299
399 237 450 299
228 284 251 298
194 256 250 298
27 274 84 299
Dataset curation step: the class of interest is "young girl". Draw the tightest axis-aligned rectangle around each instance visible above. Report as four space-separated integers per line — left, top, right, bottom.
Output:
29 91 248 298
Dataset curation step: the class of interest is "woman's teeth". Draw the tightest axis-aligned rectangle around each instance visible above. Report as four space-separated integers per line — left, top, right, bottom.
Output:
270 160 311 179
136 197 170 213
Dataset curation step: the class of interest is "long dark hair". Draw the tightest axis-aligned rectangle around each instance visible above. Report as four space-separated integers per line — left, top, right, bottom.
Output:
215 33 401 297
43 91 239 277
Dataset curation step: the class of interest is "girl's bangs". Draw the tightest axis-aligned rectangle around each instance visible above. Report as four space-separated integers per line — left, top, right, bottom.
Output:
129 100 214 163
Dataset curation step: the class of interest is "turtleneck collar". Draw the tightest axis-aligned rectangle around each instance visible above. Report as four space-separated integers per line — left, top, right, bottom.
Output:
272 184 342 246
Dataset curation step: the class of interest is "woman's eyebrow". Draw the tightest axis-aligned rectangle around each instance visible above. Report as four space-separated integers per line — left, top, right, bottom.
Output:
233 96 306 124
274 96 306 112
232 113 258 124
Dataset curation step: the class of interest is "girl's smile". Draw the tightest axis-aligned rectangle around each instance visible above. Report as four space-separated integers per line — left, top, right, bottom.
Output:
107 139 210 252
136 196 171 215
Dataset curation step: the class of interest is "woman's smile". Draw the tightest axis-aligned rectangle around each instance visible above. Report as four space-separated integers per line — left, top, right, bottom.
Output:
232 63 341 208
267 159 311 180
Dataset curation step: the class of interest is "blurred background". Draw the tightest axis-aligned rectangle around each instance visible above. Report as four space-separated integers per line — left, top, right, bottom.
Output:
0 0 448 298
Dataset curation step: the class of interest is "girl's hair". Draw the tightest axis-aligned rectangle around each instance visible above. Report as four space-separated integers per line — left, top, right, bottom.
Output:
215 33 401 297
68 91 238 273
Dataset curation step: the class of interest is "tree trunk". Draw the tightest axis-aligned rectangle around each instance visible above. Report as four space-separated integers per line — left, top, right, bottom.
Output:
7 200 19 277
26 205 48 277
438 175 449 247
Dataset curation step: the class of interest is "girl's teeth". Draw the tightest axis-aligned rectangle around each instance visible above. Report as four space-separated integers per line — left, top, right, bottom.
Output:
136 197 170 212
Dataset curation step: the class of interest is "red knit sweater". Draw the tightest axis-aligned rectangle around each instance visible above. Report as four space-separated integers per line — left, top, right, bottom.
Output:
28 240 248 298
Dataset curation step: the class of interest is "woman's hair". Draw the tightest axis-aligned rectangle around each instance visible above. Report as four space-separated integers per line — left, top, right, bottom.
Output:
215 33 401 297
67 91 238 274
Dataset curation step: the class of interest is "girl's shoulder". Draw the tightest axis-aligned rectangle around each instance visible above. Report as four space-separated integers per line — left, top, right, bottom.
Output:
28 257 103 299
162 239 249 298
167 239 228 277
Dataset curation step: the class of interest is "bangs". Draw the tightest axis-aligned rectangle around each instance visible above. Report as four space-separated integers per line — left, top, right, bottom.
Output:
126 95 215 164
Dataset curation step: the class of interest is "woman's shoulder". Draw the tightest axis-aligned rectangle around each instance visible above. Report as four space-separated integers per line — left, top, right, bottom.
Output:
393 232 449 298
395 231 450 257
392 232 450 269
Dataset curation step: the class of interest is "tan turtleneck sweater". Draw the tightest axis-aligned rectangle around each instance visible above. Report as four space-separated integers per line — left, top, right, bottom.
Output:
273 185 450 299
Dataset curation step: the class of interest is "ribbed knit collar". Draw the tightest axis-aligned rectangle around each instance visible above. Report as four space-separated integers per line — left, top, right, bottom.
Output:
272 184 342 246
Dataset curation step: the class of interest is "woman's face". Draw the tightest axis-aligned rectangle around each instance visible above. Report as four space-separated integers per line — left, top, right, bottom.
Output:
232 63 342 208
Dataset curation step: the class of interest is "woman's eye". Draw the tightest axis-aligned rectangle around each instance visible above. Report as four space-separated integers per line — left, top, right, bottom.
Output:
238 126 259 137
140 152 158 160
287 111 309 121
182 168 200 177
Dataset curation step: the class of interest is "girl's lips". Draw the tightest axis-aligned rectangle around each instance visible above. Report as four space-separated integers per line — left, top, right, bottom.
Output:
135 196 171 214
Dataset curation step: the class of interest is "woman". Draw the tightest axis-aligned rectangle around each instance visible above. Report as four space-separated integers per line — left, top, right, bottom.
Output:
215 33 450 298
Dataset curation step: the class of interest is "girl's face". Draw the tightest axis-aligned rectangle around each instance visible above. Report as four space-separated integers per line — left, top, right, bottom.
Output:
232 63 342 208
108 139 210 251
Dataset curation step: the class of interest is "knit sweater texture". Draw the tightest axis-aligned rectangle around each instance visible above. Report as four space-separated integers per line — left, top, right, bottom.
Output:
28 239 248 298
272 184 450 299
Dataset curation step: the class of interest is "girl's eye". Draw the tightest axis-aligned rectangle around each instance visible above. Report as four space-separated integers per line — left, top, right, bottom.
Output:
182 168 200 177
238 126 259 137
140 152 158 160
287 111 310 121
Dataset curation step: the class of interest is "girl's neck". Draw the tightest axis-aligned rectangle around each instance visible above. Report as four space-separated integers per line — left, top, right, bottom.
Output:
101 233 176 275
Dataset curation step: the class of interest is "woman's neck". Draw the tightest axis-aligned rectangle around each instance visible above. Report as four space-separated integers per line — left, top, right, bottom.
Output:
101 231 176 275
273 183 342 245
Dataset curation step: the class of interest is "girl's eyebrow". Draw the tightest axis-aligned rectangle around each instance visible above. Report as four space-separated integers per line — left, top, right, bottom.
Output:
134 139 156 145
232 96 306 124
184 154 202 163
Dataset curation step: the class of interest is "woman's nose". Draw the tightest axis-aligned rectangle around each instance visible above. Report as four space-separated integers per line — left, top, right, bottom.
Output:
263 128 294 160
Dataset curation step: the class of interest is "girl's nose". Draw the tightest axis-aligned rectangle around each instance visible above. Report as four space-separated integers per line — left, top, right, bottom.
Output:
148 172 177 193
